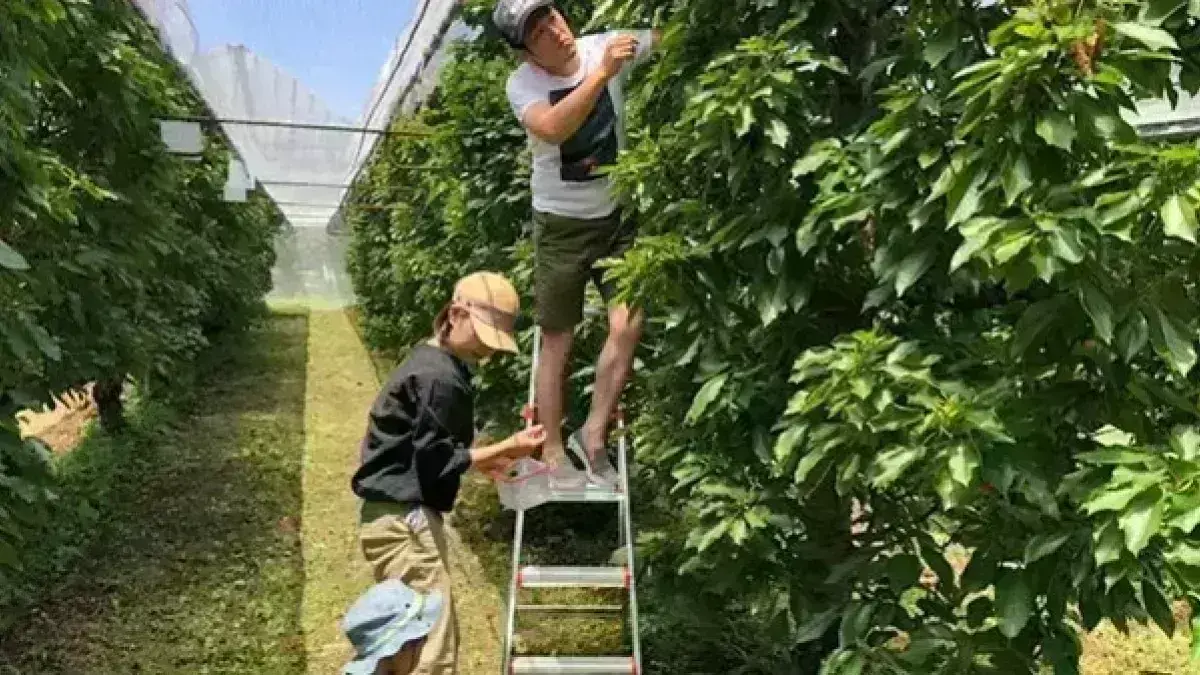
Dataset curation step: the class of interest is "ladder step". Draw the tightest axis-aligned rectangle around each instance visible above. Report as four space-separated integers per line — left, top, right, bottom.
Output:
518 565 629 589
547 486 624 503
510 656 636 674
516 603 624 614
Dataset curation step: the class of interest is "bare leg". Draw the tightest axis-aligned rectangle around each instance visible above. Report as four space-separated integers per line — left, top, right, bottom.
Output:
537 327 575 465
581 305 643 454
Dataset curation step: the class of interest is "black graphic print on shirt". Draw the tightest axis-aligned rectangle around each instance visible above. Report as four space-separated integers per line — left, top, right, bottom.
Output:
548 84 617 182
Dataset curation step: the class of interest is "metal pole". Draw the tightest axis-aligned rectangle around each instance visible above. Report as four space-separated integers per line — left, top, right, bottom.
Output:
154 114 431 137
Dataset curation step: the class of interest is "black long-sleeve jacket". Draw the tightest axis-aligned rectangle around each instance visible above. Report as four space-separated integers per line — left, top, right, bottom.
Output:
351 343 475 513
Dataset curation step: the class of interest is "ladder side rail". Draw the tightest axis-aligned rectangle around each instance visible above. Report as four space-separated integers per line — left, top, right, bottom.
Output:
616 412 642 670
502 326 542 674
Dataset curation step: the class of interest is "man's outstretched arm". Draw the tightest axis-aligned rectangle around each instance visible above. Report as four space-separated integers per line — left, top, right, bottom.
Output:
519 34 640 144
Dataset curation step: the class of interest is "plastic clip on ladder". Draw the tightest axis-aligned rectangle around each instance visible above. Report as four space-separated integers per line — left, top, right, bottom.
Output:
500 324 642 675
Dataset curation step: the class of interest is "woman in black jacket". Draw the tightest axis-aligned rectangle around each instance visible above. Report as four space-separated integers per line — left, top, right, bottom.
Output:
351 271 544 674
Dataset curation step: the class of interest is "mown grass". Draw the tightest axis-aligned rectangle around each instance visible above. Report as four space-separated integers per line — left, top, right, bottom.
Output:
0 312 311 673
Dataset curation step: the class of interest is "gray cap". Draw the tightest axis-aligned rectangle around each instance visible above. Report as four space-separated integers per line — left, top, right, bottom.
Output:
492 0 556 48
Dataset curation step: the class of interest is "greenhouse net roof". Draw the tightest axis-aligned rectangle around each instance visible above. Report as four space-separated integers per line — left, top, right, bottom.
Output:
131 0 473 232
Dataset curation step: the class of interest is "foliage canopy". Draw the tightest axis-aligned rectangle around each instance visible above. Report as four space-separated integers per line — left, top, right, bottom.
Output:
351 0 1200 671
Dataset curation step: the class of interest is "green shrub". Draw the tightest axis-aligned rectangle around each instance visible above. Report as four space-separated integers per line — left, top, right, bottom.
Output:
349 1 1200 671
0 0 281 600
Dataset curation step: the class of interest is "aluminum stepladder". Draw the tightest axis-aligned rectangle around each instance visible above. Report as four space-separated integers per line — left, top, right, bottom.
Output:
500 324 643 675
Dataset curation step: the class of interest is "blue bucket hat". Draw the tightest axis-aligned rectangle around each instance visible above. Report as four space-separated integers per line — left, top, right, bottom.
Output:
341 578 445 675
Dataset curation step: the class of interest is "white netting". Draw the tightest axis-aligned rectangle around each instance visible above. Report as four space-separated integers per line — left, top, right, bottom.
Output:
131 0 471 304
129 1 1198 302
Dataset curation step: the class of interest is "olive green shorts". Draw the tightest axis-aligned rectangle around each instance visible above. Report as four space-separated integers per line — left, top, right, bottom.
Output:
532 208 637 331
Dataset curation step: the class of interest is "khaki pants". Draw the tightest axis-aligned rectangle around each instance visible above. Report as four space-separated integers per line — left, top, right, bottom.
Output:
359 501 458 674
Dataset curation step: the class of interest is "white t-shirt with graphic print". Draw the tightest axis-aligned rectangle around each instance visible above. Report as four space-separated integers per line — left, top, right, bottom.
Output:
506 30 654 220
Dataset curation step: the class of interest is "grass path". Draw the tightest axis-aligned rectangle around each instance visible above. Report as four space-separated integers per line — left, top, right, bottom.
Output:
0 312 311 673
297 308 376 673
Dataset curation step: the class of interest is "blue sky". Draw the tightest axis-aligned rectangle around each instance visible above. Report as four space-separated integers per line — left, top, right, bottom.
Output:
189 0 416 121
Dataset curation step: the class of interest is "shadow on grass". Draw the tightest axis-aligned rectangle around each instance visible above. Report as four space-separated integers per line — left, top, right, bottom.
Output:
0 312 310 674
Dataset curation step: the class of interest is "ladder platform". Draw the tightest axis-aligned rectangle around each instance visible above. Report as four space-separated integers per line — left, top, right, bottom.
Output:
510 656 637 674
518 565 630 588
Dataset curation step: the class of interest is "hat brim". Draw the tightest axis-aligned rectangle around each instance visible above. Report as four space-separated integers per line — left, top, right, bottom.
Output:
470 315 518 354
342 591 446 674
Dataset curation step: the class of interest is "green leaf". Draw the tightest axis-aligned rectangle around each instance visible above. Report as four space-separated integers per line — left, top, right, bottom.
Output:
793 148 832 176
1113 21 1180 51
794 446 830 484
0 239 29 271
767 118 790 148
1191 615 1200 662
795 606 841 643
924 31 958 67
870 446 923 487
1144 0 1186 23
1078 282 1115 343
758 274 789 326
918 148 941 169
839 601 875 646
1119 489 1165 555
1049 227 1086 265
1161 195 1198 243
961 548 996 594
1095 521 1123 565
996 568 1034 638
773 425 806 464
686 373 729 424
1171 427 1200 461
948 174 986 226
827 650 865 675
29 323 61 362
1143 578 1176 636
887 554 922 593
736 105 755 137
1169 542 1200 566
1084 484 1149 514
1025 531 1071 564
1012 297 1065 357
948 444 979 486
1170 498 1200 533
694 519 729 552
0 534 19 566
1116 312 1150 362
1094 425 1135 447
894 249 935 297
881 129 912 156
1002 155 1033 205
1149 307 1198 376
1036 111 1076 151
1076 449 1150 465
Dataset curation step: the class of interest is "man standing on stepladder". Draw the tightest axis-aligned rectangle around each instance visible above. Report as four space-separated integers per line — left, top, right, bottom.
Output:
493 0 660 488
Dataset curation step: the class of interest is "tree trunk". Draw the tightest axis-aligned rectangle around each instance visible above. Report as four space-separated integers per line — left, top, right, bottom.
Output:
93 377 125 433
